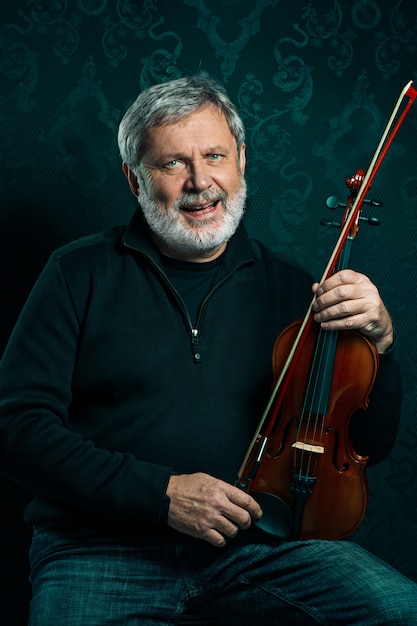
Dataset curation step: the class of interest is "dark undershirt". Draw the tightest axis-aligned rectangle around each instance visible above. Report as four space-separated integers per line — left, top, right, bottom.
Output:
160 250 226 325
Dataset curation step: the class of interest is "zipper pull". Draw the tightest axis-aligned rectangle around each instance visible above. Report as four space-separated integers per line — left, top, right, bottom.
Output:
191 328 202 363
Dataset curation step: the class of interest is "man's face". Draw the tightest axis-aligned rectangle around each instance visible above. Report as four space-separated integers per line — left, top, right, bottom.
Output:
125 105 247 261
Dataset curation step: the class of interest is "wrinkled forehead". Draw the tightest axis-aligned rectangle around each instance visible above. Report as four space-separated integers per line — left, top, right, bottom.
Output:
142 106 238 156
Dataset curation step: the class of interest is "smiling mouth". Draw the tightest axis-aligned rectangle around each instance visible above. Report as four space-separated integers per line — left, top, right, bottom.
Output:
180 200 220 215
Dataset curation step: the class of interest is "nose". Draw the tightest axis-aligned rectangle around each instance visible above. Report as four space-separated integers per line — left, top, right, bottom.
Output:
184 159 212 192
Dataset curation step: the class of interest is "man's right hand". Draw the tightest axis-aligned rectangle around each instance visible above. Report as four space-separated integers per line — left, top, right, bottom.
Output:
166 472 263 546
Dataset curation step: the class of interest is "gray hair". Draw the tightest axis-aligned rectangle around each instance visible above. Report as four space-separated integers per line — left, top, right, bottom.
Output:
117 74 245 172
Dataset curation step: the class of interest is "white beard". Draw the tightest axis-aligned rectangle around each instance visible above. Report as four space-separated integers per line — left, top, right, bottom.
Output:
137 178 247 257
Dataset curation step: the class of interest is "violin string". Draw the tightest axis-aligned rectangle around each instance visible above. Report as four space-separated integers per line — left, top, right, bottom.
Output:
295 325 337 480
309 328 329 477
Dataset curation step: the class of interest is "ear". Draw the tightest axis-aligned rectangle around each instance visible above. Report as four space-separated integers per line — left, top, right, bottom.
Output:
239 144 246 174
122 163 139 198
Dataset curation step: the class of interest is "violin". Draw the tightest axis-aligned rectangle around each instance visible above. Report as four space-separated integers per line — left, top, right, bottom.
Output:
235 80 417 541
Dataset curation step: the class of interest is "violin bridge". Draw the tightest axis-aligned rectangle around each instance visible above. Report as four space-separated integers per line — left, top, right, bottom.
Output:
291 441 325 454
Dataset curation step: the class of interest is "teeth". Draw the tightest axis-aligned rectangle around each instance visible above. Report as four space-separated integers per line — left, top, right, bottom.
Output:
184 202 215 212
191 202 212 210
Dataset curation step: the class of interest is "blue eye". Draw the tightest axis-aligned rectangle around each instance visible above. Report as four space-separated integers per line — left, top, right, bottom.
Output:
162 160 186 173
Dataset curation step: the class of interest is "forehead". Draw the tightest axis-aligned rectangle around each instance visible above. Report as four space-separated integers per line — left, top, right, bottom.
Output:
144 106 237 157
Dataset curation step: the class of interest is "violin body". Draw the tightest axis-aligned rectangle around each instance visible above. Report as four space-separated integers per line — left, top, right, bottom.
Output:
242 320 379 541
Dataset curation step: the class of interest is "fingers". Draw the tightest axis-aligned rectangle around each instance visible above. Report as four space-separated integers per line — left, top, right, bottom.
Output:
311 270 394 352
166 473 263 547
208 485 263 546
198 483 256 537
312 270 378 326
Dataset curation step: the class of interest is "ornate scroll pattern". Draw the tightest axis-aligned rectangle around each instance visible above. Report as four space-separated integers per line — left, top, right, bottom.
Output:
374 0 417 79
101 0 158 68
301 0 416 79
139 17 183 89
238 74 314 265
183 0 278 81
16 0 80 65
103 1 183 87
0 19 38 112
40 58 120 195
2 1 163 71
312 72 405 191
301 0 351 76
272 23 312 124
236 23 314 264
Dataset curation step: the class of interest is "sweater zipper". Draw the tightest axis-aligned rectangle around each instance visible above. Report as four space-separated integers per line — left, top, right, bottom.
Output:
190 266 252 363
191 328 201 363
123 242 253 364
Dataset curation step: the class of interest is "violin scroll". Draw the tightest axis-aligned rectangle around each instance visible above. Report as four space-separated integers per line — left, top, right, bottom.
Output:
322 169 382 231
345 169 366 192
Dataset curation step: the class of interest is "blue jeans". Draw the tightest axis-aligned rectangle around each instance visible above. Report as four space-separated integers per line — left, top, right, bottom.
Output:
28 525 417 625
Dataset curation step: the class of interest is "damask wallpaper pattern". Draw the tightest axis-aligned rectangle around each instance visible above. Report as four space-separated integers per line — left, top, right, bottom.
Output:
1 0 417 622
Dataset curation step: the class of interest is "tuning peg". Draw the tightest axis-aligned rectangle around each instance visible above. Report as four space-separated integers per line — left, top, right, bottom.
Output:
359 216 380 226
325 196 344 210
320 219 341 228
366 198 383 207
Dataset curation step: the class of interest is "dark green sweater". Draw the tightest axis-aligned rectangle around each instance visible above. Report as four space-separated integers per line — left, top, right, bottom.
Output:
0 213 402 537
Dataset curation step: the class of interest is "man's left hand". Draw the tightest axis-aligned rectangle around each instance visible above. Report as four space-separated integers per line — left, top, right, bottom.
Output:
311 269 393 354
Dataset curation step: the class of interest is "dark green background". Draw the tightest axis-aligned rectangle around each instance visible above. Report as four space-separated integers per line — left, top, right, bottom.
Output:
1 1 417 622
